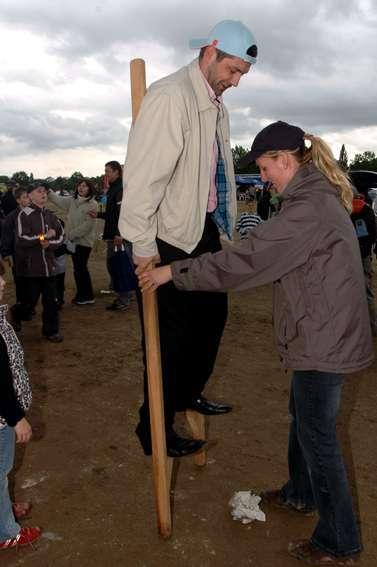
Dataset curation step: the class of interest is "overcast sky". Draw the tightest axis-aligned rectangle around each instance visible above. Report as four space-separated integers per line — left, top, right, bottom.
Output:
1 0 376 178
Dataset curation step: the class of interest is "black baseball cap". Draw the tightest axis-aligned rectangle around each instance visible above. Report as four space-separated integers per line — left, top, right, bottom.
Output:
240 121 305 166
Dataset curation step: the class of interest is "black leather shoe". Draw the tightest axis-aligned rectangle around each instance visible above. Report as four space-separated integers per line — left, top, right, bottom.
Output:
135 423 152 455
189 396 232 415
166 433 205 458
45 333 64 343
135 424 205 458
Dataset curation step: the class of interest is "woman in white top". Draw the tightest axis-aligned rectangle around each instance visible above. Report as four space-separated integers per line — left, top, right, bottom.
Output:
48 179 98 304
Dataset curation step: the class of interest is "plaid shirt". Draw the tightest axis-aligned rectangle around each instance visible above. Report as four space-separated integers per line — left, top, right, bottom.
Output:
211 134 232 239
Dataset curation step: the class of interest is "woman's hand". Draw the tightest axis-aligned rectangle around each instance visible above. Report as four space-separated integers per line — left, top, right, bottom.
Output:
14 418 32 443
137 265 173 292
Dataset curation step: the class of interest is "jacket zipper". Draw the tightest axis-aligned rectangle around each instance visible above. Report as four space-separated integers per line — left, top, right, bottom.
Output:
40 211 49 277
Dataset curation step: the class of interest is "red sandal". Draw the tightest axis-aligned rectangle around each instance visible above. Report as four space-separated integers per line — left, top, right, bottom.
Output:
0 526 42 550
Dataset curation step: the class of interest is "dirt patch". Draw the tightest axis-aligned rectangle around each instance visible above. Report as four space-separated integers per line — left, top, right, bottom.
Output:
2 239 377 567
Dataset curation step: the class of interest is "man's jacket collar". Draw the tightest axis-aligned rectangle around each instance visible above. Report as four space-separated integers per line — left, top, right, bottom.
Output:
188 59 218 113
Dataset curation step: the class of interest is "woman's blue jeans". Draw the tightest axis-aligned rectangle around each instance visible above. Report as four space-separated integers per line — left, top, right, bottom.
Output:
280 371 361 557
0 426 20 541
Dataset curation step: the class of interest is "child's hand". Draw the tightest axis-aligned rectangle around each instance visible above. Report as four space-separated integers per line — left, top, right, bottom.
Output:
14 418 32 443
137 265 173 292
45 228 56 239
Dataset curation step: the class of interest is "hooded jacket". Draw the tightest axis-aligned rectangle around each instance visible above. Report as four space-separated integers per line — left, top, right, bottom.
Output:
172 163 374 374
15 204 64 277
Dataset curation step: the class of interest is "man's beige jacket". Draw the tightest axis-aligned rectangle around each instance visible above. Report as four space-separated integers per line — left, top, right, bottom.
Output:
119 59 237 257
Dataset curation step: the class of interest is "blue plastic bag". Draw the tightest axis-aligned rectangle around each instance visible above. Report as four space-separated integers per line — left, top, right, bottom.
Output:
109 245 137 293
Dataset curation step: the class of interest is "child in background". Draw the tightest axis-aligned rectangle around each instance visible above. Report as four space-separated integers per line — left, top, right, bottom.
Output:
0 259 42 550
14 183 64 342
235 201 263 239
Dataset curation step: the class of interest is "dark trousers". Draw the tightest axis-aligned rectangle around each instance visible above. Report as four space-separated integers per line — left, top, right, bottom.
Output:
106 241 131 304
12 276 59 337
13 274 29 307
55 272 65 305
280 371 361 557
71 245 94 301
138 215 228 435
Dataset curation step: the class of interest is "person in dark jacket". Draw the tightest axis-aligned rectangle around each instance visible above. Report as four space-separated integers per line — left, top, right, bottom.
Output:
0 184 18 218
139 121 373 565
0 187 30 312
0 259 42 550
1 187 31 308
350 193 377 335
13 183 64 342
90 161 131 311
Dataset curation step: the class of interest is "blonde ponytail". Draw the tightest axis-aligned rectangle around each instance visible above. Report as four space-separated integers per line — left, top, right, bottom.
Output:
302 134 353 212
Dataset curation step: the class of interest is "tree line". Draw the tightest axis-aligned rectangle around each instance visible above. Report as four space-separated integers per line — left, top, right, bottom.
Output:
232 145 377 174
1 146 376 193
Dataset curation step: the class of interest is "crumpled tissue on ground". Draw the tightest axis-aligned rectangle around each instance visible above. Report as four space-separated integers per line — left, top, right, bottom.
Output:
229 491 266 524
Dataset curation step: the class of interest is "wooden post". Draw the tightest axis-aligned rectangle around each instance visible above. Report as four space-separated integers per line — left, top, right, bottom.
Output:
130 58 172 539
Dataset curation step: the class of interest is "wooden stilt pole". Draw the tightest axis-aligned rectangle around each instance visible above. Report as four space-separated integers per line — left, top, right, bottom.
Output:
130 58 172 539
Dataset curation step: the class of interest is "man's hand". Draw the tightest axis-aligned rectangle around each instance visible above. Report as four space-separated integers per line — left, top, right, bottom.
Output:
40 239 50 249
88 209 97 219
14 418 32 443
45 228 56 239
113 235 123 247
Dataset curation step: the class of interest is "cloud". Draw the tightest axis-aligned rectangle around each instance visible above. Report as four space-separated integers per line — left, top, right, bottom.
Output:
0 0 376 176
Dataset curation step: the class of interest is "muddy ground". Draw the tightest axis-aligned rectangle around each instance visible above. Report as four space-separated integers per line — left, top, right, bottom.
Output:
2 225 377 567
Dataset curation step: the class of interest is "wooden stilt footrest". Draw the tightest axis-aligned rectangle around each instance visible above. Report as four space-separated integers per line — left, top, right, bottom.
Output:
185 410 207 467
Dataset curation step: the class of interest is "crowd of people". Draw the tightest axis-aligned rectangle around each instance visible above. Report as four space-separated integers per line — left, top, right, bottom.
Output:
0 17 376 565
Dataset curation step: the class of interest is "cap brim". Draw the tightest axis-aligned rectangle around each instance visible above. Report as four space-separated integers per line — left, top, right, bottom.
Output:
189 38 208 49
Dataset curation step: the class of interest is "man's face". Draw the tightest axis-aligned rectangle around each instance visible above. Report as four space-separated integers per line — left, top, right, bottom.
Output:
16 192 30 208
206 55 251 97
29 187 47 207
105 165 120 184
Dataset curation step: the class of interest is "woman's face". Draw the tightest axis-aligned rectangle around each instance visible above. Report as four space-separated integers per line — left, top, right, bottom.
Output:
0 275 5 302
256 154 297 194
77 182 90 198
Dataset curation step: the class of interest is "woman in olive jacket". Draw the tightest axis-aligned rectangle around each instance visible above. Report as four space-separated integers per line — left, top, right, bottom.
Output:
48 179 98 304
139 121 373 566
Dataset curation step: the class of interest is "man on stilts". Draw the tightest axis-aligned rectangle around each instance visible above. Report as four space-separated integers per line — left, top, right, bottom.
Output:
120 20 258 457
